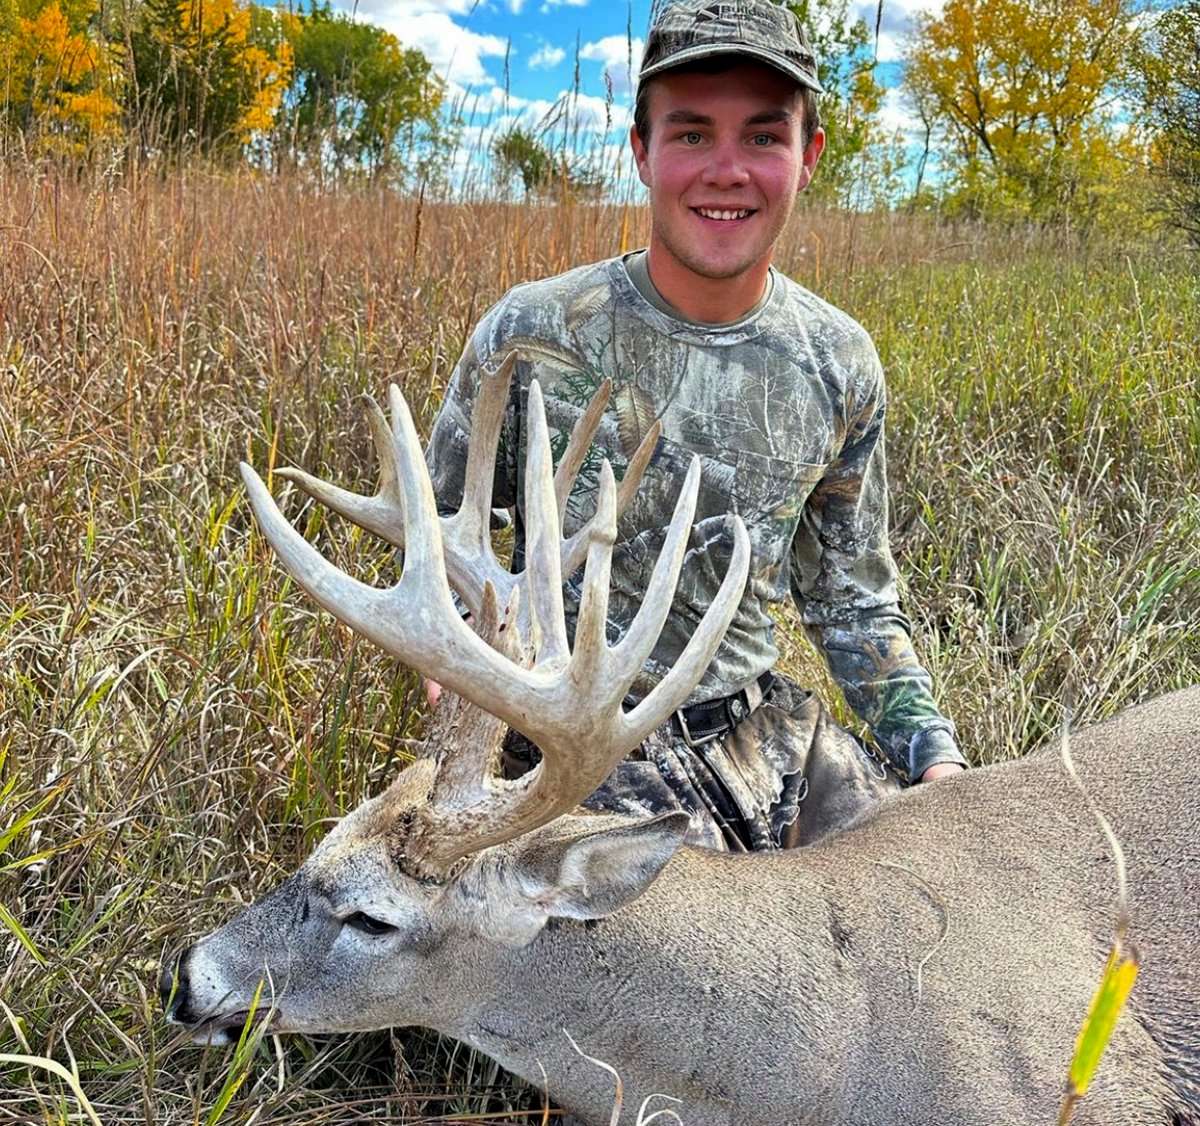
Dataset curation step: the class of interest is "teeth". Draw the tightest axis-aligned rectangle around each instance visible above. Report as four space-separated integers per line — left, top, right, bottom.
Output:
698 208 751 221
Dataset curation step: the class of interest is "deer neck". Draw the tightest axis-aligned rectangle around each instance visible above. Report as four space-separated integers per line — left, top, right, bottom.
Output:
443 848 867 1123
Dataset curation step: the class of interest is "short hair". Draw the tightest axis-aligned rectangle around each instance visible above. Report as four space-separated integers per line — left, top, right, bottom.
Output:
633 54 821 149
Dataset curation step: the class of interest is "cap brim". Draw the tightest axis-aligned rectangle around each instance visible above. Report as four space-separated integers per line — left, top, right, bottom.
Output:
638 43 824 96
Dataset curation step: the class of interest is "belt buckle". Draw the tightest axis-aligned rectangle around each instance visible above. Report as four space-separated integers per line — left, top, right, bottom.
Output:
675 706 724 749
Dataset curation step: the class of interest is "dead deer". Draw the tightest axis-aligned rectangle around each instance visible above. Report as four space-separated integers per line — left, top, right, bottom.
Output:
163 355 1200 1125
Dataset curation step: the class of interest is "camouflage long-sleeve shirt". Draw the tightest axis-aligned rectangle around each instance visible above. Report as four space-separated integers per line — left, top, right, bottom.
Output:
426 252 965 781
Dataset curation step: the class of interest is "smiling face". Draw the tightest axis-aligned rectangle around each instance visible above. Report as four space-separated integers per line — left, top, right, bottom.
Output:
630 60 824 319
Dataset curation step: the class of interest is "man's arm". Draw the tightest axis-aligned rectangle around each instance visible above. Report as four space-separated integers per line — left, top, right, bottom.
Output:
789 341 966 783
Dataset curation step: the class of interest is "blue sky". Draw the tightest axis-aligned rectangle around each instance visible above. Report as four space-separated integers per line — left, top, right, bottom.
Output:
346 0 941 184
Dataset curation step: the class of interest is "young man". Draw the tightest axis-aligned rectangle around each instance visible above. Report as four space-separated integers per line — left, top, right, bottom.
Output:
425 0 966 851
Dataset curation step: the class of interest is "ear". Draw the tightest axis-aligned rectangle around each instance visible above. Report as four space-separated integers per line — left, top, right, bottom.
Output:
522 812 690 921
630 123 652 188
797 126 826 193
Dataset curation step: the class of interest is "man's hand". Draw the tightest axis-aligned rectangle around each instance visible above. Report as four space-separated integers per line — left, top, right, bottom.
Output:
919 762 966 783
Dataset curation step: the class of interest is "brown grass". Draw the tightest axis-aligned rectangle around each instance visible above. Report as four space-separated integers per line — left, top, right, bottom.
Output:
1 162 1198 1122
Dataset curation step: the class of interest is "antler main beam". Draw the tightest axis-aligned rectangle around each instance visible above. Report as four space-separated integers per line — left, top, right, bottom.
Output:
242 360 750 869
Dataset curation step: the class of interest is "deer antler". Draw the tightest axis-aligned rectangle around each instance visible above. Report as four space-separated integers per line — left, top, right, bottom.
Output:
273 349 661 629
241 364 750 873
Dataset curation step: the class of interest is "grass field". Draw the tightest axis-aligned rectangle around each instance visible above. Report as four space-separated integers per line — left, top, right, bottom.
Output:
1 164 1199 1123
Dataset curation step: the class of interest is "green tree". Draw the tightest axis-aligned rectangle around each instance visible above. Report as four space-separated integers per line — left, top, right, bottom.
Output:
902 0 1143 227
127 0 292 157
787 0 902 209
278 4 445 179
492 125 604 199
493 126 551 194
1129 1 1200 248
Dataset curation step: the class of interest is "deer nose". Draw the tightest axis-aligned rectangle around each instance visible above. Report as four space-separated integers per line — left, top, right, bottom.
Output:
160 946 193 1022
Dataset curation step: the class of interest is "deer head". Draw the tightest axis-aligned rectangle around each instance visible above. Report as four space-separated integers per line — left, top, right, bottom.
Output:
163 353 750 1043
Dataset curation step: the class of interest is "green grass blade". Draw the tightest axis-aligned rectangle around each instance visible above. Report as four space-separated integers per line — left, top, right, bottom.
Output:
0 901 46 967
1058 944 1140 1124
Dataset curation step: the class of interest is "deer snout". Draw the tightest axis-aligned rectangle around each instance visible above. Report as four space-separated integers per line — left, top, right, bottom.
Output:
159 945 194 1024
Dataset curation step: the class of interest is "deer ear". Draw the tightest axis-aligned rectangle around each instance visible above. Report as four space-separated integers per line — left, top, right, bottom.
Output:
523 811 691 921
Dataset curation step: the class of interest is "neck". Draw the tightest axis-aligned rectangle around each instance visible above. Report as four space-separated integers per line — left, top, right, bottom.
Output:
646 243 771 325
448 849 857 1124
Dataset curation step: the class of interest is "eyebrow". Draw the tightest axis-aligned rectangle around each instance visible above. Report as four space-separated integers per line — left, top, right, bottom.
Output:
661 108 794 127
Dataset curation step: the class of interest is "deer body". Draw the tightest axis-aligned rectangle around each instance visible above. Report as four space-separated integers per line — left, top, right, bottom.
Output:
422 690 1198 1125
164 367 1199 1124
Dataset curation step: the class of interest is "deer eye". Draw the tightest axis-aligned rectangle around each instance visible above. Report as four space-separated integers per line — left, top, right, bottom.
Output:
344 911 397 937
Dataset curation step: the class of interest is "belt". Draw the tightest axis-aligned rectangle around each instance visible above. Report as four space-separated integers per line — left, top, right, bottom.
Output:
674 671 776 749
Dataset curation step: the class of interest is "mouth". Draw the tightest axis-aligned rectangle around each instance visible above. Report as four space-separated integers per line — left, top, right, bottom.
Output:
691 206 757 224
176 1009 277 1046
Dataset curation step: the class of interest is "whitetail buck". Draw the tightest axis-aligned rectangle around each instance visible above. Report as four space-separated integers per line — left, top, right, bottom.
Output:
164 356 1200 1125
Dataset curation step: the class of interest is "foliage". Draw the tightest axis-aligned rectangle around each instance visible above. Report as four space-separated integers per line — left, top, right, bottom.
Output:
277 4 445 180
903 0 1147 228
1128 1 1200 248
0 0 121 153
492 125 605 199
788 0 904 208
127 0 293 157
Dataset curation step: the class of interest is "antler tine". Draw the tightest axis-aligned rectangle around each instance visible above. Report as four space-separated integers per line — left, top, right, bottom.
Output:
554 379 611 520
569 459 618 689
276 396 407 548
623 514 750 741
523 381 570 667
560 418 661 579
615 419 662 513
455 350 517 546
392 361 519 619
611 456 703 674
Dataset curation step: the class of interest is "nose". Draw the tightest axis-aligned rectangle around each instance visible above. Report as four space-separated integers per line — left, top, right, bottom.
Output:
701 141 750 190
159 946 193 1022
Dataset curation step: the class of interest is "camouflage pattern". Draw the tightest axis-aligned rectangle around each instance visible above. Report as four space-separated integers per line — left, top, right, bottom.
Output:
426 252 966 784
503 674 903 852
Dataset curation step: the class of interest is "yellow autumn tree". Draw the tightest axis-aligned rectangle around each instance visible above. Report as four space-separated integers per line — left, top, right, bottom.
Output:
0 0 122 154
903 0 1147 227
128 0 292 156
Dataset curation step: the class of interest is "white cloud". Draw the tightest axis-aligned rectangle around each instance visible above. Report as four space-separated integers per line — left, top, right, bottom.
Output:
877 86 925 141
548 91 631 133
508 0 525 11
341 0 510 87
580 34 644 96
848 0 946 63
452 84 533 115
529 43 567 70
475 90 631 136
539 0 588 11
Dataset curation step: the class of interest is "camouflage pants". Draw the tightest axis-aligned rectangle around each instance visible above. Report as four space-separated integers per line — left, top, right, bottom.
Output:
504 675 904 852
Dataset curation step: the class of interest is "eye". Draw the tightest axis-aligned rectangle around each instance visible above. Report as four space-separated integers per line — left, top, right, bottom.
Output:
751 134 775 146
682 131 703 145
344 911 398 937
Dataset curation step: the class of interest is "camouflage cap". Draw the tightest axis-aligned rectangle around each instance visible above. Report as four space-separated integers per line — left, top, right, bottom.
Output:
640 0 824 95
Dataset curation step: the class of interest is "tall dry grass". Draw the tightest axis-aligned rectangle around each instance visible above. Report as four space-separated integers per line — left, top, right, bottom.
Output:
1 162 1198 1122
